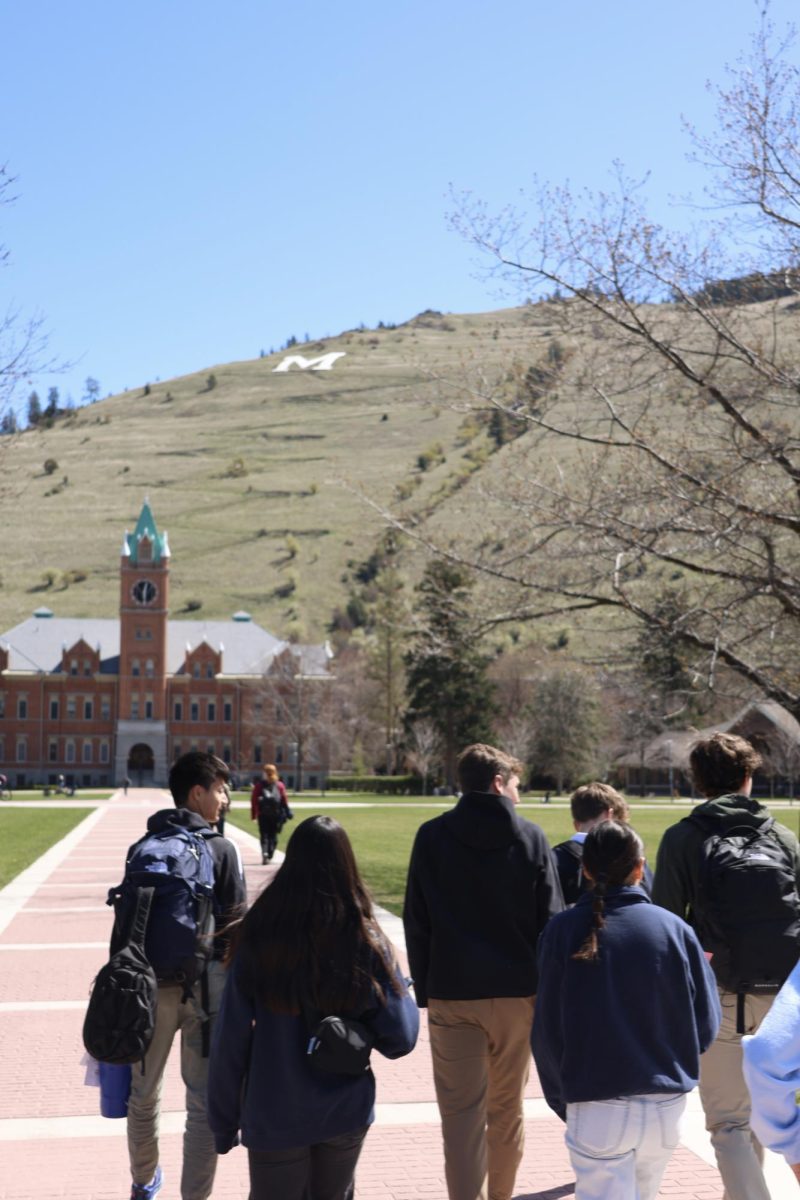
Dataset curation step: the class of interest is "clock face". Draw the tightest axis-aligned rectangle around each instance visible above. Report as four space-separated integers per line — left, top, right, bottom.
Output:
132 579 158 606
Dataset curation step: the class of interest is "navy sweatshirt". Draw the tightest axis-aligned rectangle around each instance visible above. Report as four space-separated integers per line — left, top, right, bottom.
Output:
531 886 720 1120
207 956 419 1152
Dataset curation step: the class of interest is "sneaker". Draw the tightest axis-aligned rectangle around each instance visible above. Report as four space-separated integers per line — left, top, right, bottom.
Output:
130 1166 162 1200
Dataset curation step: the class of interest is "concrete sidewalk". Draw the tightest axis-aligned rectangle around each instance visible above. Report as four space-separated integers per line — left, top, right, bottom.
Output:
0 790 793 1199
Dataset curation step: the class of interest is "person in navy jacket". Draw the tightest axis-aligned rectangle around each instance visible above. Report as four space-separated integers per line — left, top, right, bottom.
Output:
208 815 419 1200
532 820 720 1200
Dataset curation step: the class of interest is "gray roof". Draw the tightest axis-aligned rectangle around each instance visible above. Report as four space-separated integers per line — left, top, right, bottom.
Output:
614 699 800 771
0 613 318 678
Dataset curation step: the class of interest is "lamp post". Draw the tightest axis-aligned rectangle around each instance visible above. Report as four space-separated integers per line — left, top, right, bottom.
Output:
289 740 299 793
667 738 674 801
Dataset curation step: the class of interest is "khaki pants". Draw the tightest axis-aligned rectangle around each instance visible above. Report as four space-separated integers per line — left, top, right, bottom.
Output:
128 961 225 1200
698 989 774 1200
428 995 535 1200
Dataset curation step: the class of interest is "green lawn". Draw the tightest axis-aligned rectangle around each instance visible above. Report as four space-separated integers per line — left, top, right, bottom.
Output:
229 799 800 917
0 808 91 888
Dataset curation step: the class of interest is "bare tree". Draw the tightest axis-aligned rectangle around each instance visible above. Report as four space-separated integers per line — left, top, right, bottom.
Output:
256 645 333 790
424 10 800 719
404 718 442 795
0 165 57 421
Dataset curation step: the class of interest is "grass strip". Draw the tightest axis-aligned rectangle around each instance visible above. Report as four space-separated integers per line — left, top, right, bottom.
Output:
0 808 90 889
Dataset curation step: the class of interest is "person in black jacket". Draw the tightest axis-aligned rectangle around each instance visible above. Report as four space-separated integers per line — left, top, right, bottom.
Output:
403 743 563 1200
117 751 247 1200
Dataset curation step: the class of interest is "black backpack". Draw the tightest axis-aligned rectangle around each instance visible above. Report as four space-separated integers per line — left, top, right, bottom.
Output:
552 840 588 907
689 810 800 1022
83 888 158 1065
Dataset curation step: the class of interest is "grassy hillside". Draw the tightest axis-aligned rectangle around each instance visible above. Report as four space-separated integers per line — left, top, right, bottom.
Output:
3 296 798 647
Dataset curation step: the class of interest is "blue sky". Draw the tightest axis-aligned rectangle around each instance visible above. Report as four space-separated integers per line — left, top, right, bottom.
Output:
2 0 797 413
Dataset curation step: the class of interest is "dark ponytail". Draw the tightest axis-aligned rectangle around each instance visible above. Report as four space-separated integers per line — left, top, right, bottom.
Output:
572 821 644 963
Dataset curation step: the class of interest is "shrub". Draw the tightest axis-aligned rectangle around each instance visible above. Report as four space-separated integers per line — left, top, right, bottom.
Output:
226 457 247 478
43 458 58 475
326 774 421 794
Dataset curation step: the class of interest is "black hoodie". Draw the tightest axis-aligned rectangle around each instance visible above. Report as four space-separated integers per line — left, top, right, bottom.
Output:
403 791 564 1006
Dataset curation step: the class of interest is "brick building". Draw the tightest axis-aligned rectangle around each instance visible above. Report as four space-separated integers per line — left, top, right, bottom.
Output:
0 502 332 789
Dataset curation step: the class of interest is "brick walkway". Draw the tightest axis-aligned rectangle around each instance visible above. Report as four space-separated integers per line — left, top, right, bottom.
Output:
0 791 793 1199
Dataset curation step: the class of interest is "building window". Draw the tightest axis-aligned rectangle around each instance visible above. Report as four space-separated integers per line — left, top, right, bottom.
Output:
223 744 232 763
193 663 200 679
100 741 110 764
70 659 78 676
275 744 284 763
17 697 27 719
48 740 58 762
173 743 182 761
16 738 26 763
174 700 183 721
145 659 154 678
253 744 262 764
0 696 4 718
83 660 92 677
207 743 215 756
145 699 153 719
190 702 199 722
206 664 214 679
223 700 232 722
49 698 59 720
207 701 216 722
65 740 76 763
275 702 282 721
84 700 93 720
131 660 140 677
82 741 92 763
67 697 76 718
101 697 111 720
131 695 140 720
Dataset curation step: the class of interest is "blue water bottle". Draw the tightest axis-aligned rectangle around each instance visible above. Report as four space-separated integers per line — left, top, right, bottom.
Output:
99 1062 132 1118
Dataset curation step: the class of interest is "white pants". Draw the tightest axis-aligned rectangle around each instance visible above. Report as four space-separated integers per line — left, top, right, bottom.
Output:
565 1092 686 1200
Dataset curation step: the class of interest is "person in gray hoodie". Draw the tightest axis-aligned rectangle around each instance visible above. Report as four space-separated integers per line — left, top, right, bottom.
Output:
403 743 563 1200
653 731 800 1200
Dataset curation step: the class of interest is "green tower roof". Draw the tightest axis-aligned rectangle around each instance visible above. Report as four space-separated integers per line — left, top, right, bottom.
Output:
124 501 170 564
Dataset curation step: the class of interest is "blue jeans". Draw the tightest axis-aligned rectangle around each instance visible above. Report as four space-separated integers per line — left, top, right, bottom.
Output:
128 960 225 1200
565 1092 686 1200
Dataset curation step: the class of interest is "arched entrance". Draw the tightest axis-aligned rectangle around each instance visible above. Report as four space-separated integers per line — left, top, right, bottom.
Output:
128 743 155 787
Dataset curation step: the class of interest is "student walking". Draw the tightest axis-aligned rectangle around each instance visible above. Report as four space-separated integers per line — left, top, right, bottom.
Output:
250 764 284 862
533 820 720 1200
653 732 800 1200
208 815 419 1200
404 743 563 1200
112 751 247 1200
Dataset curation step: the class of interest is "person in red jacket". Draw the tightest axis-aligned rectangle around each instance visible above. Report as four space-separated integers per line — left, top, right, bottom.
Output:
250 765 286 863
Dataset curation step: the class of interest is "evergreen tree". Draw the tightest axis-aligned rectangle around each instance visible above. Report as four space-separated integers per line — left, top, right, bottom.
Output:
45 386 59 417
27 390 41 427
367 559 410 772
405 561 495 786
0 409 17 434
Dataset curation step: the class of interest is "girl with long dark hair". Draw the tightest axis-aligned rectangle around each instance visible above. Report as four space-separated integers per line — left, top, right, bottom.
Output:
532 820 720 1200
208 815 419 1200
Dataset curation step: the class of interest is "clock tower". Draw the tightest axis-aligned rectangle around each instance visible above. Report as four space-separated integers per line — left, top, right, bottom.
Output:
116 501 170 784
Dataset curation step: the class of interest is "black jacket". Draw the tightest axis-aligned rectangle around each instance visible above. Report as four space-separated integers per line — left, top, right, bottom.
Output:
403 791 564 1006
112 807 247 960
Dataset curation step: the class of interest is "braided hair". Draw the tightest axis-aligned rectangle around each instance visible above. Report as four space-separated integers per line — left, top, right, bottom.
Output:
572 820 645 963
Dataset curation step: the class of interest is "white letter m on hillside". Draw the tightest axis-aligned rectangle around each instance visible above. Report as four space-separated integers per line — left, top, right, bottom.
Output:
272 352 346 373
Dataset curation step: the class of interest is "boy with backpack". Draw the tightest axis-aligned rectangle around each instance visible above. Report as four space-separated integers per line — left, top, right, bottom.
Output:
653 732 800 1200
552 782 653 905
109 751 247 1200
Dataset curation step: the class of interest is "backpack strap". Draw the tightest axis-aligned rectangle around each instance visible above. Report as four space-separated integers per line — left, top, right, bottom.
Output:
124 886 154 955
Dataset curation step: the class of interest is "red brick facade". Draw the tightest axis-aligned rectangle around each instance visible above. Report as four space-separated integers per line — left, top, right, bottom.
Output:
0 504 331 790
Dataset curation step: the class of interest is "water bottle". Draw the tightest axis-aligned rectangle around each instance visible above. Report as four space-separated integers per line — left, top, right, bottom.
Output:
99 1062 132 1118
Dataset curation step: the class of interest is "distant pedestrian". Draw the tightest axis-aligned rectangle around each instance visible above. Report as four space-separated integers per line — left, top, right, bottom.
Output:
250 765 283 863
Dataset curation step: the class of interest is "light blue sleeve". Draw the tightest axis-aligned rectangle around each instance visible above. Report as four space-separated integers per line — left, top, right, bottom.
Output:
743 959 800 1167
